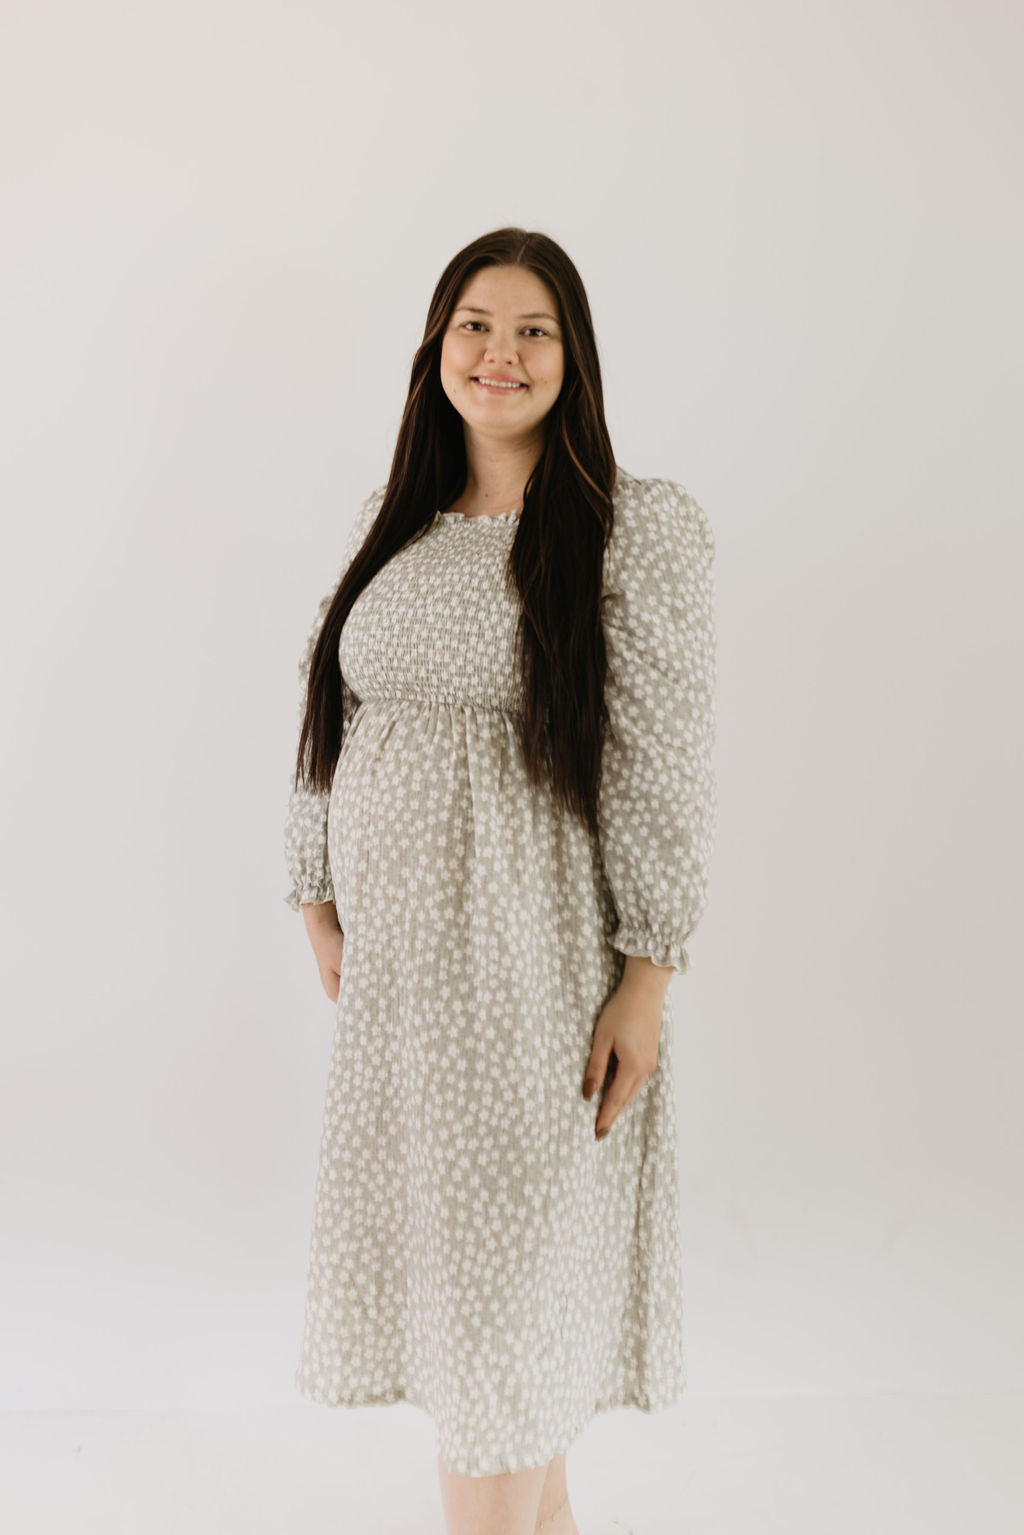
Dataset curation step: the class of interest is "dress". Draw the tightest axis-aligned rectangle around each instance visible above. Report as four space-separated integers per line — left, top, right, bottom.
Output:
282 465 717 1477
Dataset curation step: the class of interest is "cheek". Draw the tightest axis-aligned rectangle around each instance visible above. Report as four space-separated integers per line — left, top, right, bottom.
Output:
539 353 565 390
443 333 475 370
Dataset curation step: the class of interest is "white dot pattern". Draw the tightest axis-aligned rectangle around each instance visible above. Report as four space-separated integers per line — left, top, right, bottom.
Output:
282 467 717 1476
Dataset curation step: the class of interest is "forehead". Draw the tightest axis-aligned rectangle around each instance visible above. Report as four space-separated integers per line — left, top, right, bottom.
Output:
455 264 560 320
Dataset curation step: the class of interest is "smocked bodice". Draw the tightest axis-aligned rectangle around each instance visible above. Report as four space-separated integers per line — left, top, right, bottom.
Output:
339 510 527 717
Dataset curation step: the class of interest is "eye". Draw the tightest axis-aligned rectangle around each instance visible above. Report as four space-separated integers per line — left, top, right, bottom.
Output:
459 321 549 337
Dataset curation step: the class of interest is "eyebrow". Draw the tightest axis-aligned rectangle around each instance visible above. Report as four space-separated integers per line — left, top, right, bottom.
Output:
454 306 560 323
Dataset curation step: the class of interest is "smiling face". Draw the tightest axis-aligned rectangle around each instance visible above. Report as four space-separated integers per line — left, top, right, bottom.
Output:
440 264 565 443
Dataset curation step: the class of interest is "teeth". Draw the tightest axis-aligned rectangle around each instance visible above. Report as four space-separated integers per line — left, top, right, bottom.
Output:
475 378 523 388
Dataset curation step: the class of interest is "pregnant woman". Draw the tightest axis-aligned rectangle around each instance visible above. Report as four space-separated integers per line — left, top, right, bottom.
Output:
283 225 717 1535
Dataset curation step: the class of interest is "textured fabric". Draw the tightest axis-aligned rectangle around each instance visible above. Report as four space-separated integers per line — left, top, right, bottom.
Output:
283 466 716 1476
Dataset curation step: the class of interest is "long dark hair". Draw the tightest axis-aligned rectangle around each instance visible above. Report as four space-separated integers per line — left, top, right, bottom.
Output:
293 226 617 832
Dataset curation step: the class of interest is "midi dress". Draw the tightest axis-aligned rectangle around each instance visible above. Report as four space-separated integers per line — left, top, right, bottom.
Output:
283 465 717 1477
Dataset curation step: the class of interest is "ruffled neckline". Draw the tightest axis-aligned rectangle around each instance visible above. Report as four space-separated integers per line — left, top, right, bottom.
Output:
436 507 521 525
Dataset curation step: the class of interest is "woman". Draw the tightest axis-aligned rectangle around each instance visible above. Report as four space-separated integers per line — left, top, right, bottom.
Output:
283 226 717 1535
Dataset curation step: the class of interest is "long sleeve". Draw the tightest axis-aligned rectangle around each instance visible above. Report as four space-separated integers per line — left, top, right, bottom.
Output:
596 476 717 974
282 484 386 912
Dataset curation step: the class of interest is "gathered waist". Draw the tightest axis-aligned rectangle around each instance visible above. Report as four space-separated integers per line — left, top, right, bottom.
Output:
351 692 524 721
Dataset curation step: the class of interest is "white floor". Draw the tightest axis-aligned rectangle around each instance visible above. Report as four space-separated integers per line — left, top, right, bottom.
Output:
2 1393 1020 1534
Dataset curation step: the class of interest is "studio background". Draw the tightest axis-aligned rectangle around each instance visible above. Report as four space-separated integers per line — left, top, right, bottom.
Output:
2 0 1020 1529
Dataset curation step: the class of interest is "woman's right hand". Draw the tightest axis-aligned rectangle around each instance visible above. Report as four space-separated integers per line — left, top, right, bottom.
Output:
301 901 345 1003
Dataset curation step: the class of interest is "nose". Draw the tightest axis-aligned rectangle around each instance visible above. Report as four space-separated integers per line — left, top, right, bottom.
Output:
483 330 519 364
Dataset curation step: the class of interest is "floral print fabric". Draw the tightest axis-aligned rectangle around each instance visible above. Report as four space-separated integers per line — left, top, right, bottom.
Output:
283 467 716 1475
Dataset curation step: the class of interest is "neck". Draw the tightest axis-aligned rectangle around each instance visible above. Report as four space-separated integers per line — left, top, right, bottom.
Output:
461 429 544 513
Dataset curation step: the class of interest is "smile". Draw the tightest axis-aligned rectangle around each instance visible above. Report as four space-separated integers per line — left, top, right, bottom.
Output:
472 378 527 392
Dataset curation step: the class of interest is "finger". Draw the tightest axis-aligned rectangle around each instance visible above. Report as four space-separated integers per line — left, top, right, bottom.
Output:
583 1040 614 1101
595 1070 647 1138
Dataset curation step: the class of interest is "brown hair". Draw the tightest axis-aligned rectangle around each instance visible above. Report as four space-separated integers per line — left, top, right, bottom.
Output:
293 226 617 832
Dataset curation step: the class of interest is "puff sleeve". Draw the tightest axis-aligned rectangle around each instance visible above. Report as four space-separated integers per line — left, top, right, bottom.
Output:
596 476 718 974
282 485 386 912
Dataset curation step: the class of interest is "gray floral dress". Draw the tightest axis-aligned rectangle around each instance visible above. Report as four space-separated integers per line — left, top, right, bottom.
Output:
283 465 716 1476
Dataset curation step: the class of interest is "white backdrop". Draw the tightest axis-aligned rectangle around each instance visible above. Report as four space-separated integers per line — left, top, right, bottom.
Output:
2 0 1021 1446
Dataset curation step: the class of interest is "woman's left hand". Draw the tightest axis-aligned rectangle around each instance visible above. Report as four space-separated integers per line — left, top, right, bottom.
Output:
582 957 672 1138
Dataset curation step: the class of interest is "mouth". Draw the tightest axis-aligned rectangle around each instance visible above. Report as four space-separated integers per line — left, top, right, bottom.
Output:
471 377 528 394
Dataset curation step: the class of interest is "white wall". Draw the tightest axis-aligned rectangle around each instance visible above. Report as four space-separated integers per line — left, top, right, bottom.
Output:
1 0 1021 1415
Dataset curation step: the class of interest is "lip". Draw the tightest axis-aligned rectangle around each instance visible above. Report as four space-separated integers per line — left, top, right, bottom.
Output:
472 376 528 393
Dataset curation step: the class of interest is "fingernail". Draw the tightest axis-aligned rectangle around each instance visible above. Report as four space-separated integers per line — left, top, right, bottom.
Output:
596 1126 609 1140
583 1079 597 1100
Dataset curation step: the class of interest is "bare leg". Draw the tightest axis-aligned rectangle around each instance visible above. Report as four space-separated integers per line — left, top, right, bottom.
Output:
437 1449 581 1535
533 1452 580 1534
437 1452 549 1535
